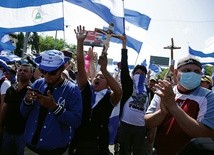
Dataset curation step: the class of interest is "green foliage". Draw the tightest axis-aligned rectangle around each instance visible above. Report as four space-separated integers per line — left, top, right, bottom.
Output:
14 32 24 57
39 35 75 53
156 68 169 80
29 32 40 53
204 65 213 75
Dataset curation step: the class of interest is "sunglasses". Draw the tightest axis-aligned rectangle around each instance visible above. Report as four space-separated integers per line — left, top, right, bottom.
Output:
39 69 59 76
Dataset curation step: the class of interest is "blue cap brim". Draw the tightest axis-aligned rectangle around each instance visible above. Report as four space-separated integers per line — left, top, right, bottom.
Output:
35 56 70 72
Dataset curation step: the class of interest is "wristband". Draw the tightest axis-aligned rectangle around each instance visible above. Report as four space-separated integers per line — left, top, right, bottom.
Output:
24 98 33 105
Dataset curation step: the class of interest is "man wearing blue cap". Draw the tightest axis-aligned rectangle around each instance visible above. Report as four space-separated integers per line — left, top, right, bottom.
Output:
20 50 82 155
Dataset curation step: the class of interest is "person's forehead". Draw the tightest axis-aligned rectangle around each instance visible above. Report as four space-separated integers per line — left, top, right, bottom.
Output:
178 64 202 70
19 65 31 70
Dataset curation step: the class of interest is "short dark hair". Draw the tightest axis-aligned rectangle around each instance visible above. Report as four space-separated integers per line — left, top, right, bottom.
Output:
132 65 147 75
20 63 34 73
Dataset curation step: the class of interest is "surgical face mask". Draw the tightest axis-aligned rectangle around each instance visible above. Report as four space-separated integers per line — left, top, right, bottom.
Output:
179 72 201 90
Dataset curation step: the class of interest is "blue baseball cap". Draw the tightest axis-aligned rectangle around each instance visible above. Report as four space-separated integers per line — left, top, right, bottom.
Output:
0 59 8 73
35 50 70 72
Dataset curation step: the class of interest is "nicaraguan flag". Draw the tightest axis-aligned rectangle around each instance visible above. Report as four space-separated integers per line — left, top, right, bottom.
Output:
66 0 124 34
103 26 142 53
0 0 64 33
149 63 162 74
141 59 147 68
66 0 151 53
189 46 214 65
0 34 15 51
108 103 120 145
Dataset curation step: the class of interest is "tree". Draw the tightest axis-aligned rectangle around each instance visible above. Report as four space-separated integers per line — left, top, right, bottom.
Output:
14 32 24 57
29 32 40 53
39 35 65 52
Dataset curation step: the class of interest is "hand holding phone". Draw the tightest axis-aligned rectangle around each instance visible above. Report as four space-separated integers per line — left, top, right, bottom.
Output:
27 87 42 94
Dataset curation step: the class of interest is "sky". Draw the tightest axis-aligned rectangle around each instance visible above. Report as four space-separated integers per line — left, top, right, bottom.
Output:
43 0 214 67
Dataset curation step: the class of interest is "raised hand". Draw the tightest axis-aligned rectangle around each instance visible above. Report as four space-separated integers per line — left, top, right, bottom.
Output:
98 52 108 71
74 25 87 42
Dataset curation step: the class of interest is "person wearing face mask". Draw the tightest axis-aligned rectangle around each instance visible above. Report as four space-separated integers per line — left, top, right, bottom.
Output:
144 56 214 155
117 35 150 155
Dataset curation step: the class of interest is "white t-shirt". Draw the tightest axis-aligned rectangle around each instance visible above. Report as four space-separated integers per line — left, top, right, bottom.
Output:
1 79 11 95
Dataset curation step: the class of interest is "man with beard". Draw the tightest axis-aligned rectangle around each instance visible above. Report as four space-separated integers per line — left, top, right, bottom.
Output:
0 64 33 155
20 50 82 155
69 25 122 155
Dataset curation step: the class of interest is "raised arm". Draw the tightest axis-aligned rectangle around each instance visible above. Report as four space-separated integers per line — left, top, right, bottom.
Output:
89 47 97 82
98 52 122 106
75 25 88 90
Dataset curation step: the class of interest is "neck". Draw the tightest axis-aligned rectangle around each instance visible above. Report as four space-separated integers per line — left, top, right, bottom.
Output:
17 81 30 91
50 77 64 88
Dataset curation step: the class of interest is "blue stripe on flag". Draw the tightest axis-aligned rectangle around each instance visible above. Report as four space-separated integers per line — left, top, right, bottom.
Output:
149 63 162 74
125 9 151 30
0 0 62 8
110 35 142 53
0 34 15 51
0 0 64 33
66 0 150 53
66 0 151 33
189 46 214 58
108 103 120 145
0 19 64 33
141 59 147 67
66 0 124 34
138 75 146 93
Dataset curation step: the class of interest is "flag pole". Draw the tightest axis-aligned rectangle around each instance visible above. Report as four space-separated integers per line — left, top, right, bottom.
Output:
62 0 66 48
134 52 140 66
122 0 125 35
54 30 57 49
122 0 139 66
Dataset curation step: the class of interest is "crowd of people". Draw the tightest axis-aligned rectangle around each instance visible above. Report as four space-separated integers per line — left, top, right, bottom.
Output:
0 25 213 155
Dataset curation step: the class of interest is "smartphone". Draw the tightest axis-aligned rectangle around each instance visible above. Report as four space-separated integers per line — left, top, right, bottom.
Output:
28 88 42 94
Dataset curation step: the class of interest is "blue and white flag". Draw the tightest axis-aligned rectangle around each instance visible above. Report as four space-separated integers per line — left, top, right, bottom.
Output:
141 59 147 68
66 0 151 53
0 34 15 52
0 0 64 33
103 26 142 53
149 63 162 74
108 103 120 145
189 46 214 65
66 0 124 34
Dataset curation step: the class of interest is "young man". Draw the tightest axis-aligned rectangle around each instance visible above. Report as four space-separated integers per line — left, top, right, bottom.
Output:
145 56 214 155
118 35 150 155
0 64 33 155
69 25 122 155
20 50 82 155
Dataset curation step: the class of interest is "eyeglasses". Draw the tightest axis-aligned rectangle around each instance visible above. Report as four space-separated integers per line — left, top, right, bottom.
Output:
39 69 59 76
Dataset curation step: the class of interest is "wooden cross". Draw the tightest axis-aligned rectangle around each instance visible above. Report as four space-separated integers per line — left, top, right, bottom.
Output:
164 38 181 62
95 23 121 54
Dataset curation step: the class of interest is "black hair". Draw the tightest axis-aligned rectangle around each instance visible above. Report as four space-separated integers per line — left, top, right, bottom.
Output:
132 65 147 75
